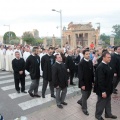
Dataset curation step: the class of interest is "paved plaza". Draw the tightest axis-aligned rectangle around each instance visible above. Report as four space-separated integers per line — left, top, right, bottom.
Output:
26 84 120 120
0 71 120 120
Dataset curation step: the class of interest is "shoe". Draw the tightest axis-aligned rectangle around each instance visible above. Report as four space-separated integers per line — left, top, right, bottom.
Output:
28 91 34 97
17 91 20 93
96 117 104 120
61 102 67 105
113 91 117 94
77 101 82 106
34 94 41 97
42 95 45 98
105 115 117 119
51 95 56 98
57 105 63 109
70 83 76 85
21 91 27 93
83 111 89 116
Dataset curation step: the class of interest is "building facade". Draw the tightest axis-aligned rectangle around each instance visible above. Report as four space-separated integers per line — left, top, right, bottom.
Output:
62 22 100 48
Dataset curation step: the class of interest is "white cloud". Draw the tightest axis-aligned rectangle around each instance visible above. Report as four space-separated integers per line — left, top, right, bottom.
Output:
0 0 120 37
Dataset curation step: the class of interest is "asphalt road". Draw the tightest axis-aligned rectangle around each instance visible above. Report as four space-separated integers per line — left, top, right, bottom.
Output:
0 71 79 120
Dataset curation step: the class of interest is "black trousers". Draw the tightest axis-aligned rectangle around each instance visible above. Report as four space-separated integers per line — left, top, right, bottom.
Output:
113 76 120 91
42 79 54 96
78 90 91 112
69 70 74 84
14 77 25 92
95 95 112 119
74 65 78 77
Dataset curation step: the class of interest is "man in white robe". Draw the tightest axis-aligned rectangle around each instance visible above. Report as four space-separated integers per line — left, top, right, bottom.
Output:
5 46 14 72
23 47 31 61
39 48 46 76
13 45 22 58
23 47 31 75
0 46 6 70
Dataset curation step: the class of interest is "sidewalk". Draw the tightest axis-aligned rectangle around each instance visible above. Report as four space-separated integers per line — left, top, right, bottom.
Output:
26 84 120 120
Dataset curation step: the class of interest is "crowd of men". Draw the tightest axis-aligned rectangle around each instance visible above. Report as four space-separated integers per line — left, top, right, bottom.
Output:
0 44 120 120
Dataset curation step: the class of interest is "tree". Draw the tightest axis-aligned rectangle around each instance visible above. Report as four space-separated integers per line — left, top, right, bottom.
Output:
112 24 120 38
22 32 35 44
9 37 20 45
100 33 110 41
100 33 110 45
3 31 16 44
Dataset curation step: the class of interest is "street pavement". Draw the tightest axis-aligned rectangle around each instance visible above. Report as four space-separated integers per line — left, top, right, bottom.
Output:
26 83 120 120
0 71 80 120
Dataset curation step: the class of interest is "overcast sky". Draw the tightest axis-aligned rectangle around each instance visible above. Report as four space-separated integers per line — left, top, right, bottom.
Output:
0 0 120 37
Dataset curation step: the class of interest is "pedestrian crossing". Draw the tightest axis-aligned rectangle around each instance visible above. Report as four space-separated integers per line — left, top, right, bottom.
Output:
0 71 80 111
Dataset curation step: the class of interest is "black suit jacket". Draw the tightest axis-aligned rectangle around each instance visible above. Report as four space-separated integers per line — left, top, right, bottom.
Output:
41 54 55 81
52 62 69 88
12 58 25 79
65 55 75 70
94 62 113 97
78 58 94 91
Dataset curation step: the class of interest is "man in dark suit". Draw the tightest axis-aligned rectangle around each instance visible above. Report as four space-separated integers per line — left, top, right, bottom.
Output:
65 50 75 85
77 49 94 116
12 51 27 93
26 47 41 98
94 51 117 120
110 46 120 94
41 47 56 98
52 54 69 109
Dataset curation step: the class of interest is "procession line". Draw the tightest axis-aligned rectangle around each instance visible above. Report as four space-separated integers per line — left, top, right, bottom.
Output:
18 86 79 110
9 85 48 99
8 79 78 99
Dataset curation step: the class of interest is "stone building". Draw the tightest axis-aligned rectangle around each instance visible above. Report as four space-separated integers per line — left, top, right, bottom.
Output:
0 36 3 44
32 29 39 38
62 22 100 48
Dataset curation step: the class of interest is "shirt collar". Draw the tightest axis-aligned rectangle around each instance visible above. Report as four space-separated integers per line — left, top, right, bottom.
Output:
16 57 20 60
32 54 35 56
84 58 89 62
56 61 62 64
115 52 118 55
102 61 107 64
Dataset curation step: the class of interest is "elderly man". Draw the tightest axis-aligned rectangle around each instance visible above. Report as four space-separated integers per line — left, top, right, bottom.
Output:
12 51 27 93
94 52 117 120
52 54 69 108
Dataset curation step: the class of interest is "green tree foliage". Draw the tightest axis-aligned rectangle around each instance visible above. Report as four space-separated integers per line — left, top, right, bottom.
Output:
9 37 20 45
100 33 110 41
112 25 120 39
3 31 16 44
100 33 110 45
22 32 35 44
35 38 43 44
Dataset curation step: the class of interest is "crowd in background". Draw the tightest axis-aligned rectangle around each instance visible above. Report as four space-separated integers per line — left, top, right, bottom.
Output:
0 43 120 120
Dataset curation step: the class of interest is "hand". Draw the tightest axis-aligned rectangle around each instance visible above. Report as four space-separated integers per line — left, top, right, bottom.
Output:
67 69 70 72
68 80 70 84
102 92 107 98
56 86 59 88
19 71 23 74
114 73 117 77
81 86 85 90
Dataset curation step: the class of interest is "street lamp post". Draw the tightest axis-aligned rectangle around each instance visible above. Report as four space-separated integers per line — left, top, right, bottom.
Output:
52 9 62 47
96 23 100 46
4 25 10 44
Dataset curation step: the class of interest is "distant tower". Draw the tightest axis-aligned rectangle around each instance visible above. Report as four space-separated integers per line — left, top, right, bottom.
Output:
110 35 115 46
32 29 39 38
52 34 55 47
